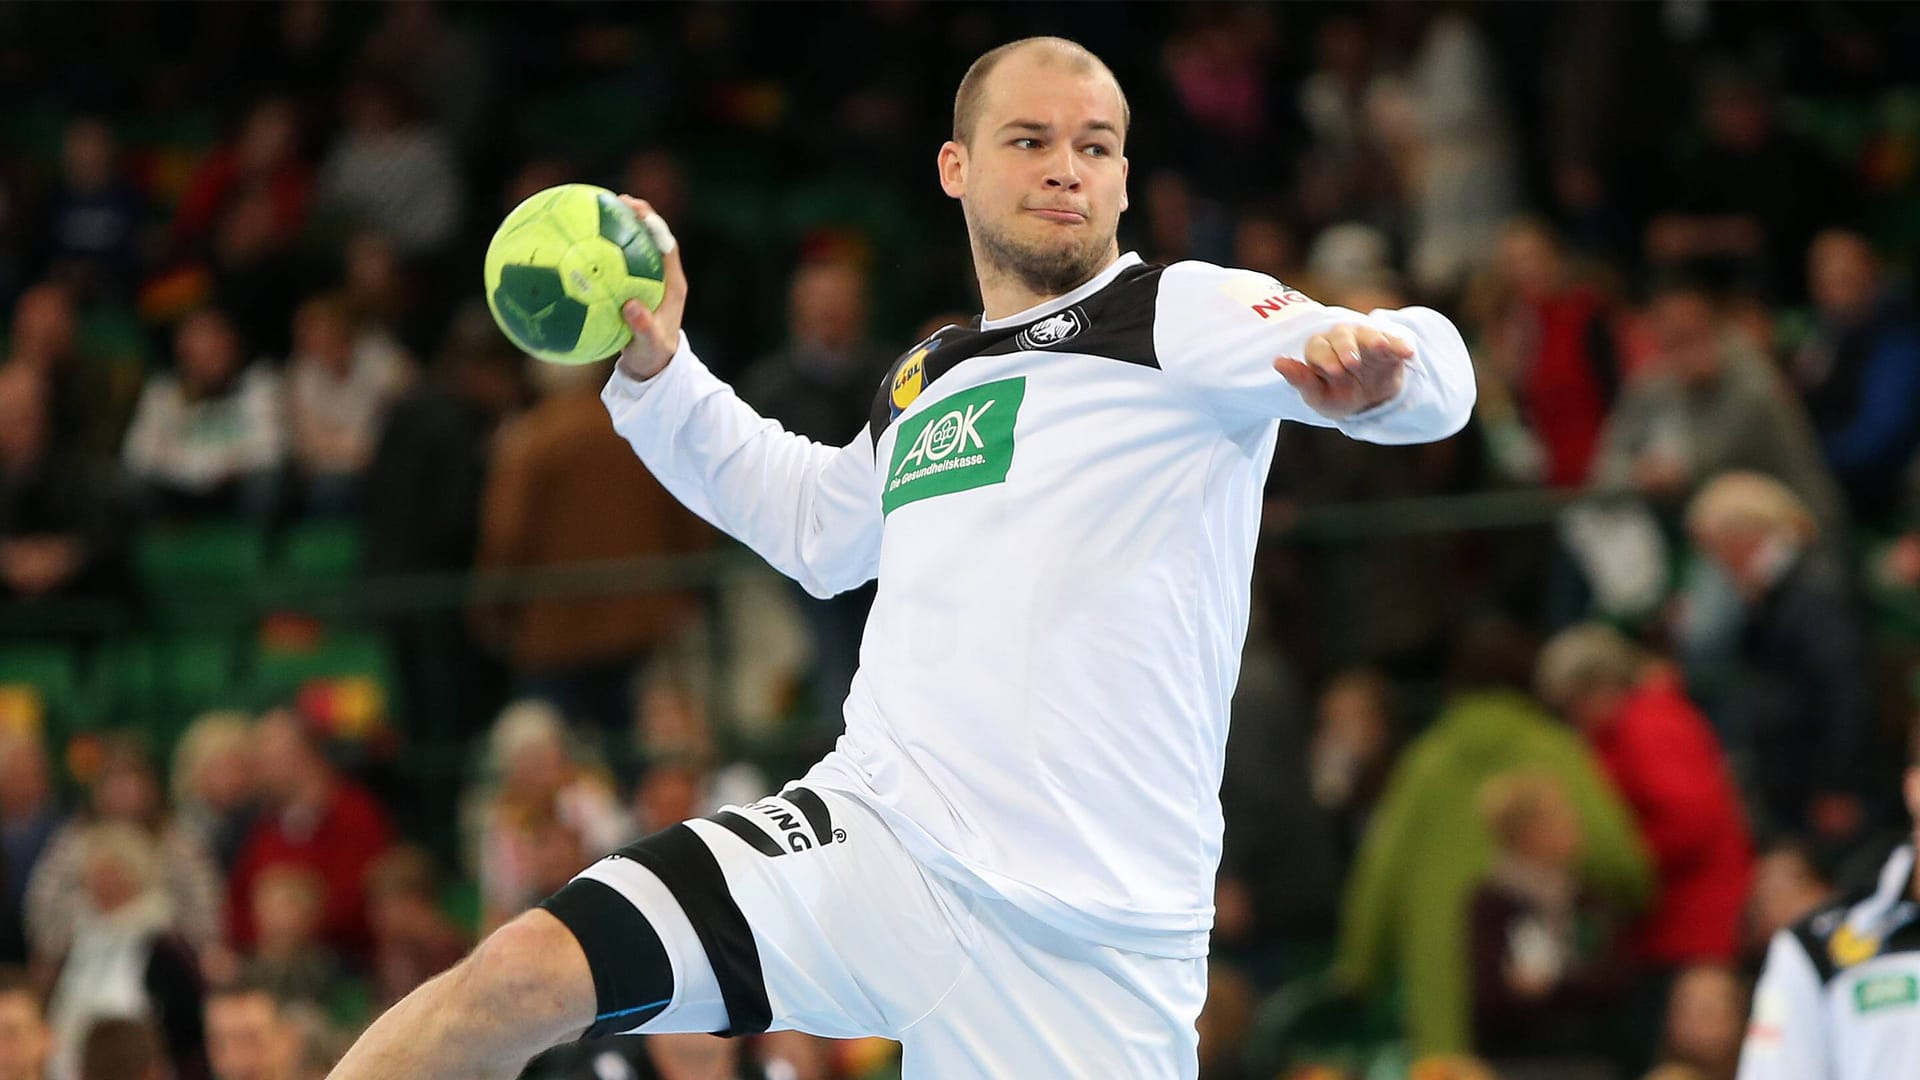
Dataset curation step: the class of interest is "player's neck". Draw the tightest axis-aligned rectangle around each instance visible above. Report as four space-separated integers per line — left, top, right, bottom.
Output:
975 247 1120 323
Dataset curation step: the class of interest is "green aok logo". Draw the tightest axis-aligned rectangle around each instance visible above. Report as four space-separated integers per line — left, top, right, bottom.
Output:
1853 974 1918 1014
883 377 1025 515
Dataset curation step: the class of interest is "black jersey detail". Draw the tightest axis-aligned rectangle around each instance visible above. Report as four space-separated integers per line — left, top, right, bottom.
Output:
868 262 1166 446
612 824 773 1036
538 877 676 1037
781 786 835 847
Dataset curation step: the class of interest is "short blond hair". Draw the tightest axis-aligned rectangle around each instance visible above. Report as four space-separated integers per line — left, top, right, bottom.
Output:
1686 470 1816 543
952 37 1129 146
1535 622 1645 711
171 710 252 806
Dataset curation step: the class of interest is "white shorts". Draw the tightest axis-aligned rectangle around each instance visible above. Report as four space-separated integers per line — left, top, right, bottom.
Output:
541 785 1206 1079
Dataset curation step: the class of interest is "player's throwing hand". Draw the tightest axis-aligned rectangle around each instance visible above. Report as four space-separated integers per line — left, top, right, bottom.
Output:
1273 324 1414 419
614 196 689 381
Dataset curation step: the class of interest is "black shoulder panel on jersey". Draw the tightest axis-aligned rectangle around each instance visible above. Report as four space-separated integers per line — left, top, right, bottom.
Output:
1790 918 1844 985
866 262 1167 447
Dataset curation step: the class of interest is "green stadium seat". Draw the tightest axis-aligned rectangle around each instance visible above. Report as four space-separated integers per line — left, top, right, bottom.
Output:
135 524 270 628
277 521 364 580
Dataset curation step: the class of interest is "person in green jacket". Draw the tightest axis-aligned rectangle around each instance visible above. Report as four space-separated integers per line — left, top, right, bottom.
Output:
1333 622 1653 1057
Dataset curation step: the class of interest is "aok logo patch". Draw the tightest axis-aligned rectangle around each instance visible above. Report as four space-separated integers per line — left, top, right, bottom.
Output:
1854 974 1918 1014
883 377 1025 515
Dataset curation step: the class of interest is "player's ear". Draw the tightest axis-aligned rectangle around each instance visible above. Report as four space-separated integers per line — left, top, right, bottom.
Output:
1119 155 1129 213
938 140 967 199
1905 765 1919 823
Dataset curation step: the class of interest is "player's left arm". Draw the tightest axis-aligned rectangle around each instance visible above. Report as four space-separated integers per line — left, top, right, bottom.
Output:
1152 262 1475 444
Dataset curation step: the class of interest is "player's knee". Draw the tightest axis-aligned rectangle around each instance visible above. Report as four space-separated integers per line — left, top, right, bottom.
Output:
456 909 597 1043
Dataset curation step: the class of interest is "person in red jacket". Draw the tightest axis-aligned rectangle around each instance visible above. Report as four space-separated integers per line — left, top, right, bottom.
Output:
225 709 394 964
1536 622 1754 1073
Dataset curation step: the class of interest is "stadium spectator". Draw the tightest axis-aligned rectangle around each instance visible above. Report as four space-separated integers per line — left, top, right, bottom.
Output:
121 309 286 522
472 360 711 733
0 735 60 968
0 965 51 1080
1686 472 1877 841
23 736 224 967
313 81 463 259
361 302 520 736
1335 618 1651 1056
1536 624 1753 1071
75 1017 165 1080
1293 14 1399 234
740 259 890 744
170 712 260 875
1307 667 1398 866
466 701 628 932
0 365 120 604
203 978 299 1080
1645 68 1851 303
44 824 205 1080
1467 769 1625 1079
1534 627 1753 961
362 847 467 1010
41 118 143 306
226 710 393 963
1592 280 1843 535
244 865 341 1010
1787 228 1920 526
3 283 137 462
169 98 313 261
1472 218 1625 488
285 292 413 515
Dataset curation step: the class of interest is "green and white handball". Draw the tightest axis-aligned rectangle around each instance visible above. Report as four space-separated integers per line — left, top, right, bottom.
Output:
483 183 667 364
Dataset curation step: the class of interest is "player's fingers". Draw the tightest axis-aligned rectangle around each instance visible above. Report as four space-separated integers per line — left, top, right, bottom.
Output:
621 298 660 341
1325 326 1365 373
1354 325 1415 360
1305 335 1356 384
1273 355 1325 389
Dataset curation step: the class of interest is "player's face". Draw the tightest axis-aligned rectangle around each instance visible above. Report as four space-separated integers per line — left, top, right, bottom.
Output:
941 55 1129 297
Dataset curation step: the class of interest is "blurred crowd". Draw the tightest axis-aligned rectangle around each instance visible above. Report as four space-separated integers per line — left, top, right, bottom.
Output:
4 2 1920 1078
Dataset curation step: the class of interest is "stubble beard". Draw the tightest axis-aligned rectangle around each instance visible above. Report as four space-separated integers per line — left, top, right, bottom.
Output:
974 211 1114 298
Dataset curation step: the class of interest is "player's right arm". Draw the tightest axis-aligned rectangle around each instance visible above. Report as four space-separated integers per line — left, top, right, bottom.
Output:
602 199 881 599
1737 930 1833 1080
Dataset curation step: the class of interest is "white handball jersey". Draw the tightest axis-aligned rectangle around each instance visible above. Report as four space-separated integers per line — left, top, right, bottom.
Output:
603 253 1475 959
1739 844 1920 1080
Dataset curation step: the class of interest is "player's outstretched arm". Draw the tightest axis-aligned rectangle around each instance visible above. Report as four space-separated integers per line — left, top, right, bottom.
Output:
599 197 882 599
1152 263 1476 445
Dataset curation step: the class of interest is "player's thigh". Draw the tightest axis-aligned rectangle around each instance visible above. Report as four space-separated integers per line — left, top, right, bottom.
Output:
542 785 972 1041
900 897 1207 1080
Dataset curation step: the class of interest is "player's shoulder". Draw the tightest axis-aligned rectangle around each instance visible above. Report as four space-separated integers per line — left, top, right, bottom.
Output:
1785 843 1920 985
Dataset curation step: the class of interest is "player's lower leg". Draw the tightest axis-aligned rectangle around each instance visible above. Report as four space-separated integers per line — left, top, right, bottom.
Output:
326 910 596 1080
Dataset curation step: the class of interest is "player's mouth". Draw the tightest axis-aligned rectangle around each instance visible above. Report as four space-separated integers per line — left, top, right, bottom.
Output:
1026 207 1087 225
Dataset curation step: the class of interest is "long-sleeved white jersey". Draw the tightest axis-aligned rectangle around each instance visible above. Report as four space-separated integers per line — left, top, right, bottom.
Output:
603 253 1475 958
1739 844 1920 1080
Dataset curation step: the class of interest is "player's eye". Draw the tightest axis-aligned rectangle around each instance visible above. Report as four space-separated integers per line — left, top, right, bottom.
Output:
1083 143 1113 157
1012 138 1042 150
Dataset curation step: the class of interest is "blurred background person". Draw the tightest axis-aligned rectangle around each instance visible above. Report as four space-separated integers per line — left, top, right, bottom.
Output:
75 1017 166 1080
0 366 120 606
121 309 286 523
43 824 204 1080
1535 623 1753 1070
203 978 300 1080
225 711 392 966
1466 770 1624 1080
362 847 467 1012
472 360 712 736
1786 228 1920 529
169 712 260 876
24 737 224 974
0 967 50 1080
1686 472 1878 842
463 700 628 933
284 293 413 517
